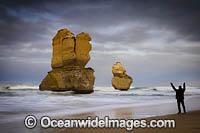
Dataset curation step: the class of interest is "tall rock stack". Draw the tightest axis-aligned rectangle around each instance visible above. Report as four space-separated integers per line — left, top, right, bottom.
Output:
112 62 133 90
39 28 95 94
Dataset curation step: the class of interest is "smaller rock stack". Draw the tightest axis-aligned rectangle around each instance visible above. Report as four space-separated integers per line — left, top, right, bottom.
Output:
112 62 133 90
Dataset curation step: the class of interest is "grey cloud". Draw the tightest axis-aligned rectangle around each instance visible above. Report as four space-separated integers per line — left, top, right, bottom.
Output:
0 0 200 86
87 51 200 86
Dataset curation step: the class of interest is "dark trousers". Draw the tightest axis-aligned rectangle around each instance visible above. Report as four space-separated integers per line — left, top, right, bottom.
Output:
177 99 186 113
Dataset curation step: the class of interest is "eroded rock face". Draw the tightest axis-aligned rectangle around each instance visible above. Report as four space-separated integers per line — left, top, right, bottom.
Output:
75 32 92 67
51 29 75 68
112 62 133 90
40 28 95 93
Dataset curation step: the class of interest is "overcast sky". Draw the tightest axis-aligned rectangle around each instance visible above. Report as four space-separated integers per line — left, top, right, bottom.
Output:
0 0 200 87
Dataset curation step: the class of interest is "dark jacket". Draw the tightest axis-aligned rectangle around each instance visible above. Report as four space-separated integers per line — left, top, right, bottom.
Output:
171 83 186 100
175 89 185 100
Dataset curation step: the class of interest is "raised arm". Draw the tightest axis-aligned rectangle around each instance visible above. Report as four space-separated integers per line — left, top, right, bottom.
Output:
183 82 186 92
170 82 177 91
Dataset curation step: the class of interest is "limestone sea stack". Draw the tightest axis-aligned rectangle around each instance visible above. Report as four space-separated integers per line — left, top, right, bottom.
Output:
112 62 133 90
39 28 95 94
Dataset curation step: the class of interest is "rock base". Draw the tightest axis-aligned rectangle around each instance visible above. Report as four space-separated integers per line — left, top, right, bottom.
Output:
39 67 95 94
112 76 133 90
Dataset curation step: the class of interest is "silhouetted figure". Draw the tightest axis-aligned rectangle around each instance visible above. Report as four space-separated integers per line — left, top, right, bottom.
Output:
170 82 186 114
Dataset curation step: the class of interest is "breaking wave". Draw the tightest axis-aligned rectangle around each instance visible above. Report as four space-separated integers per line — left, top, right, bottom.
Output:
0 85 39 90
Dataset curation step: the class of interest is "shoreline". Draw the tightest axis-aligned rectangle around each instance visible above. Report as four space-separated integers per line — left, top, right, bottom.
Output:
1 95 200 120
0 95 200 133
45 95 200 133
54 94 200 119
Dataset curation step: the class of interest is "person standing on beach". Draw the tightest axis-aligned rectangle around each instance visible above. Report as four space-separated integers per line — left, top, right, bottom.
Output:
170 82 186 114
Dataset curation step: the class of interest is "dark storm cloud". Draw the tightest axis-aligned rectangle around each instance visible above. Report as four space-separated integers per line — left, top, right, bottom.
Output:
58 0 200 42
1 0 200 45
0 6 53 45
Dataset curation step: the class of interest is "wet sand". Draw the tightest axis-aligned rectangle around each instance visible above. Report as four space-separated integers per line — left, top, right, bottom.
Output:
58 110 200 133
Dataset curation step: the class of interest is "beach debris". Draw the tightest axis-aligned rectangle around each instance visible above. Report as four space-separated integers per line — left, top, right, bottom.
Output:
39 28 95 94
112 62 133 90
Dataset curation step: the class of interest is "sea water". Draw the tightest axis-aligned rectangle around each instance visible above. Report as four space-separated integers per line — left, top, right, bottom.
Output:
0 86 200 123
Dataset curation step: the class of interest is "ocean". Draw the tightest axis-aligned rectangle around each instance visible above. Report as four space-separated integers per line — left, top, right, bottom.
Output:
0 86 200 124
